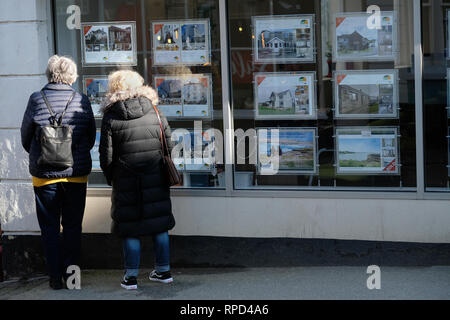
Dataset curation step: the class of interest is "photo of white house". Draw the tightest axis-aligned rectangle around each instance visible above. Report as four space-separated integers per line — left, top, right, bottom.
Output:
254 15 314 63
84 25 108 52
255 72 315 119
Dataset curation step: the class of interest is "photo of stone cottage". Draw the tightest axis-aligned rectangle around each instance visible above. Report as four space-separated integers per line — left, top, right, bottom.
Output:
337 31 370 53
109 25 132 51
339 85 371 113
339 83 394 115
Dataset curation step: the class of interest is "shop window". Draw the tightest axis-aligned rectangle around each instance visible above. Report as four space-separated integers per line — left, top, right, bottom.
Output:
53 0 225 189
422 0 450 191
229 0 416 190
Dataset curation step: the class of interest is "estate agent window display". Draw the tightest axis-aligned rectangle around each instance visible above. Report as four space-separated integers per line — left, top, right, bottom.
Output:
229 0 416 191
53 0 225 189
53 0 416 191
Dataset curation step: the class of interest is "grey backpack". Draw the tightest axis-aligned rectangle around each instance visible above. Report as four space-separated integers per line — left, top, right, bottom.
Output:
37 90 76 169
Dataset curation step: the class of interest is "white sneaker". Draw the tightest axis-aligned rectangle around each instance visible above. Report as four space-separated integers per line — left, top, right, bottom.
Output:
149 270 173 284
120 276 138 290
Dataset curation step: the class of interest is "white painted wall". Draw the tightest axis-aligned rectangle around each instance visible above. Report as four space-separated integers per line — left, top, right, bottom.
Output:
80 195 450 244
0 0 449 245
0 0 52 233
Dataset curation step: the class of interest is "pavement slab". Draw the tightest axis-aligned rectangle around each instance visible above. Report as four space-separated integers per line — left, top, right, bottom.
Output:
0 266 449 300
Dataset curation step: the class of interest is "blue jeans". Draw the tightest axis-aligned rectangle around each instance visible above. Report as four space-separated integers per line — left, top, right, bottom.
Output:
34 182 86 279
123 232 170 278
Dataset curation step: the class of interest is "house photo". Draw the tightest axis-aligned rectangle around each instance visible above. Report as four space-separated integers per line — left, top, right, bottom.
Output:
253 15 314 63
183 81 208 105
108 25 132 51
335 12 396 60
84 26 108 52
335 70 398 118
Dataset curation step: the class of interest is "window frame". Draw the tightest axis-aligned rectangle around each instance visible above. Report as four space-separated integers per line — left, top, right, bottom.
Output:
49 0 450 200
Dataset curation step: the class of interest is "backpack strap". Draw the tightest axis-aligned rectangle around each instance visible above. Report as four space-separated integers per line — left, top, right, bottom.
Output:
40 90 76 125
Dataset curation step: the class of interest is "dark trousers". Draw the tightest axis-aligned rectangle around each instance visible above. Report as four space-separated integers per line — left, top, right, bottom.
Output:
34 182 87 279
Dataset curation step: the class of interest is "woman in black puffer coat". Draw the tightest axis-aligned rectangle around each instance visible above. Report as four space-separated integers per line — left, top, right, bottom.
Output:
99 70 175 289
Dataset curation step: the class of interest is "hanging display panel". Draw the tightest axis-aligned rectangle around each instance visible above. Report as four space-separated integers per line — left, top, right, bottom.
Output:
90 129 101 171
82 76 108 118
334 70 399 119
252 14 315 64
151 19 211 66
334 12 397 62
154 74 213 119
171 128 217 172
254 72 317 120
81 22 137 66
257 127 318 175
335 127 400 175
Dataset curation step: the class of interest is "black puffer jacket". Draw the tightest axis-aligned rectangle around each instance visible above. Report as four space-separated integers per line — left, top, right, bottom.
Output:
21 83 96 178
99 86 175 237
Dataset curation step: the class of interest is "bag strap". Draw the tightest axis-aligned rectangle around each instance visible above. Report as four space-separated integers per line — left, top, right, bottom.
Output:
41 90 76 125
152 104 171 161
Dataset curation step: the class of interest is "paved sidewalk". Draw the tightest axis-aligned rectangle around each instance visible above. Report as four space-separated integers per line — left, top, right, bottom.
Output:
0 267 449 300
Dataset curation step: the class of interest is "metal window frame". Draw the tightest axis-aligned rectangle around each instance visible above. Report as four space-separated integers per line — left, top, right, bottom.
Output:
82 0 450 201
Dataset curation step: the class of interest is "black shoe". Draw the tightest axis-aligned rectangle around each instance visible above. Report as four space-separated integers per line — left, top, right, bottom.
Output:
49 277 63 290
120 276 138 290
149 270 173 283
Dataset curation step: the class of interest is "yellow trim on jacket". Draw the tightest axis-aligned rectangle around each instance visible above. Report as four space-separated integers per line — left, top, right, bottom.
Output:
32 176 88 187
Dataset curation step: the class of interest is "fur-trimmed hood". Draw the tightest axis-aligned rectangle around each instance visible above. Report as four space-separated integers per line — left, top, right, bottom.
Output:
101 85 159 114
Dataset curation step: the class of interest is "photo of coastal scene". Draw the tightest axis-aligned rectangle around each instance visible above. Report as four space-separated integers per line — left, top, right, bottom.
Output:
335 13 394 60
258 129 315 173
338 137 382 170
337 130 398 173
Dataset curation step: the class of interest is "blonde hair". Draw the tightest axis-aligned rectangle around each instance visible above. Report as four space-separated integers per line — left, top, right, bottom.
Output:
46 55 78 85
107 70 144 95
101 70 158 112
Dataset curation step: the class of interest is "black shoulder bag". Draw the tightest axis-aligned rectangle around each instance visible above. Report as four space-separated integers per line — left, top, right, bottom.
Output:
37 90 76 169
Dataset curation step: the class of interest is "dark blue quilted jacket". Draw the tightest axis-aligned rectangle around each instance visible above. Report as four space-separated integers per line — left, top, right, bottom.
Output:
21 83 97 179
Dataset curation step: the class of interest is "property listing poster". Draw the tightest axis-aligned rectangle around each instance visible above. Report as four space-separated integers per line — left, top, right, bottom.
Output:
447 126 450 178
447 10 450 60
253 15 315 64
154 74 212 119
90 130 101 171
336 127 399 174
254 72 316 120
334 12 396 61
257 128 317 175
447 69 450 118
82 76 108 117
152 19 210 65
81 22 137 65
334 70 398 118
171 129 216 172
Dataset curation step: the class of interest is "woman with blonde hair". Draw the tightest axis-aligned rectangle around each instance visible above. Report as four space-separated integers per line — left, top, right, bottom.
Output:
99 70 175 290
21 55 96 289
